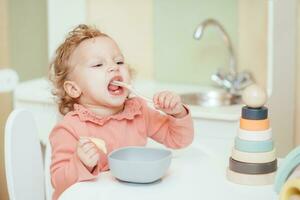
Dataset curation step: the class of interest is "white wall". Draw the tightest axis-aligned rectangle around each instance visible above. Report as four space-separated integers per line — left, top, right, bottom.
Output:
86 0 154 80
47 0 86 60
0 0 9 67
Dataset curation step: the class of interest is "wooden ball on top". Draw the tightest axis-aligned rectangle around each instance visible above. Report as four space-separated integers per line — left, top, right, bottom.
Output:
242 84 267 108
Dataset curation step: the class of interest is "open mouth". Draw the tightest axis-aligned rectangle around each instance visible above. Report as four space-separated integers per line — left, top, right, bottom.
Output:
107 76 124 96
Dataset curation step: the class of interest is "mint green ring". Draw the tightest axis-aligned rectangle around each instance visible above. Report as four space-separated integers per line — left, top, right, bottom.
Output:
274 146 300 194
235 137 273 153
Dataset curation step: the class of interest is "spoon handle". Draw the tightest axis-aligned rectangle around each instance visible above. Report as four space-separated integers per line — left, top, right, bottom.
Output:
112 81 165 114
127 88 166 115
129 88 153 104
112 81 153 103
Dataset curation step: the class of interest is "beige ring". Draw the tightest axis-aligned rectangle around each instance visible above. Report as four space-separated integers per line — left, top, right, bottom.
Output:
240 118 270 131
226 168 275 185
231 147 276 163
238 128 272 141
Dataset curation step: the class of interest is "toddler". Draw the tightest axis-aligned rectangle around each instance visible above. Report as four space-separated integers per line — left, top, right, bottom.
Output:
49 24 194 200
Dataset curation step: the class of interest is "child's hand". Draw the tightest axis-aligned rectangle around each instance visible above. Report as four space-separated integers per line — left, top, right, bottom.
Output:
153 91 187 118
77 138 100 172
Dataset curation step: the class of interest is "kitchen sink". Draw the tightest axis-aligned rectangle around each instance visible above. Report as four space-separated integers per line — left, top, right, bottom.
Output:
180 90 241 107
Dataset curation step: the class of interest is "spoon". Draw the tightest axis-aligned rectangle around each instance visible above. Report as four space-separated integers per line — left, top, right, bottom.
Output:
111 81 153 104
112 81 165 114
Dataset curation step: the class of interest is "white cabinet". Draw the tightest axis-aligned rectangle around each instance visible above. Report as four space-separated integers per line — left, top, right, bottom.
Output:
193 118 238 141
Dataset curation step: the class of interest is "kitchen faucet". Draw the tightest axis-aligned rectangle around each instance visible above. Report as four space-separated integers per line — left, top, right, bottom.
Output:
194 18 254 95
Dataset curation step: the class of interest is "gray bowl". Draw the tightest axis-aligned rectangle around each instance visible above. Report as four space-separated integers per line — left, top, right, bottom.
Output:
108 146 172 183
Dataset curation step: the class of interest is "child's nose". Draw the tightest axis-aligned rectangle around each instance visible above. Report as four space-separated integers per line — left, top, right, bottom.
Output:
107 64 119 72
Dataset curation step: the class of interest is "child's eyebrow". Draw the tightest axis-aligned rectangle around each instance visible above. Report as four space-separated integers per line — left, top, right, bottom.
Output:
114 55 124 59
112 51 124 57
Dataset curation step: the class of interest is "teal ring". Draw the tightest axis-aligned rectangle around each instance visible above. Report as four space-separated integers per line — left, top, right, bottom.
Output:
235 137 273 153
274 146 300 193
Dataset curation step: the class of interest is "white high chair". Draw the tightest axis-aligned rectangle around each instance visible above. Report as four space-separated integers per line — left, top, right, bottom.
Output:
45 140 53 200
5 109 45 200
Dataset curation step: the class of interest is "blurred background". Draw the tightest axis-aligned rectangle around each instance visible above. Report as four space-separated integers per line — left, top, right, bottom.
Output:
0 0 299 199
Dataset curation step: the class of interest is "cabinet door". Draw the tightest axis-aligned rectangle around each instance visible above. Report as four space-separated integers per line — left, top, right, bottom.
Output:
192 118 238 141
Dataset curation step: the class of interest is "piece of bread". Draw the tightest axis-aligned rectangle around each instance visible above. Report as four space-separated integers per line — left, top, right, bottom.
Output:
84 137 107 154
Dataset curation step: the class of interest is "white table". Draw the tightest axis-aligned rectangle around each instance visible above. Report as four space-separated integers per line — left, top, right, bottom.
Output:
58 143 279 200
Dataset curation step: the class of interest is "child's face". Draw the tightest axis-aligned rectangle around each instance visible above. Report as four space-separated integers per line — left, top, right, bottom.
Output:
65 36 130 108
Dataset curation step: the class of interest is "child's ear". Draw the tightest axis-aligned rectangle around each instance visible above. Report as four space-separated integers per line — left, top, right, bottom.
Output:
63 81 82 98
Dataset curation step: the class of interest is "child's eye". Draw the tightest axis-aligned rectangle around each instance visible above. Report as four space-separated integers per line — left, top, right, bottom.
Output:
116 61 124 65
92 64 103 68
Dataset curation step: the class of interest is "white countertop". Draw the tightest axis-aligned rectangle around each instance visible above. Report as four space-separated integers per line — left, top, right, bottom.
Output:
14 77 242 121
58 139 279 200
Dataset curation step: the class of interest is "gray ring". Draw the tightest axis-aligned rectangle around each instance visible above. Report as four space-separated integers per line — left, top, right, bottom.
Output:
229 157 277 174
242 106 268 120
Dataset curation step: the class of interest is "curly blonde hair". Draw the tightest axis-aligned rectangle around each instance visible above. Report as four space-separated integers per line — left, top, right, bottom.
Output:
49 24 109 115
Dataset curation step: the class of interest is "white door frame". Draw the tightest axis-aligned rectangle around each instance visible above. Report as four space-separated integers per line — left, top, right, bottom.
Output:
47 0 86 60
267 0 297 156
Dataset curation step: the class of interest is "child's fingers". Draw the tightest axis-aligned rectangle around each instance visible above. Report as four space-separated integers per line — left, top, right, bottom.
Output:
157 92 166 107
157 92 165 105
153 93 159 105
170 95 181 109
164 93 176 108
158 91 169 108
175 103 186 115
153 92 161 107
153 91 182 110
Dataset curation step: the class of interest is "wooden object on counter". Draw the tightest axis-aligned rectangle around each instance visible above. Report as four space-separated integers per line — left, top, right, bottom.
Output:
231 148 276 164
226 168 275 185
242 84 267 108
240 118 270 131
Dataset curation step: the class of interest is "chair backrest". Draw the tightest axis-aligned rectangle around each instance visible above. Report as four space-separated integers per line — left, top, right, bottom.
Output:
0 68 18 92
44 140 53 200
5 109 45 200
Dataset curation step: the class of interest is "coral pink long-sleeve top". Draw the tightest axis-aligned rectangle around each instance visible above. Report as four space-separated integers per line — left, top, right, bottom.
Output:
50 97 194 200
